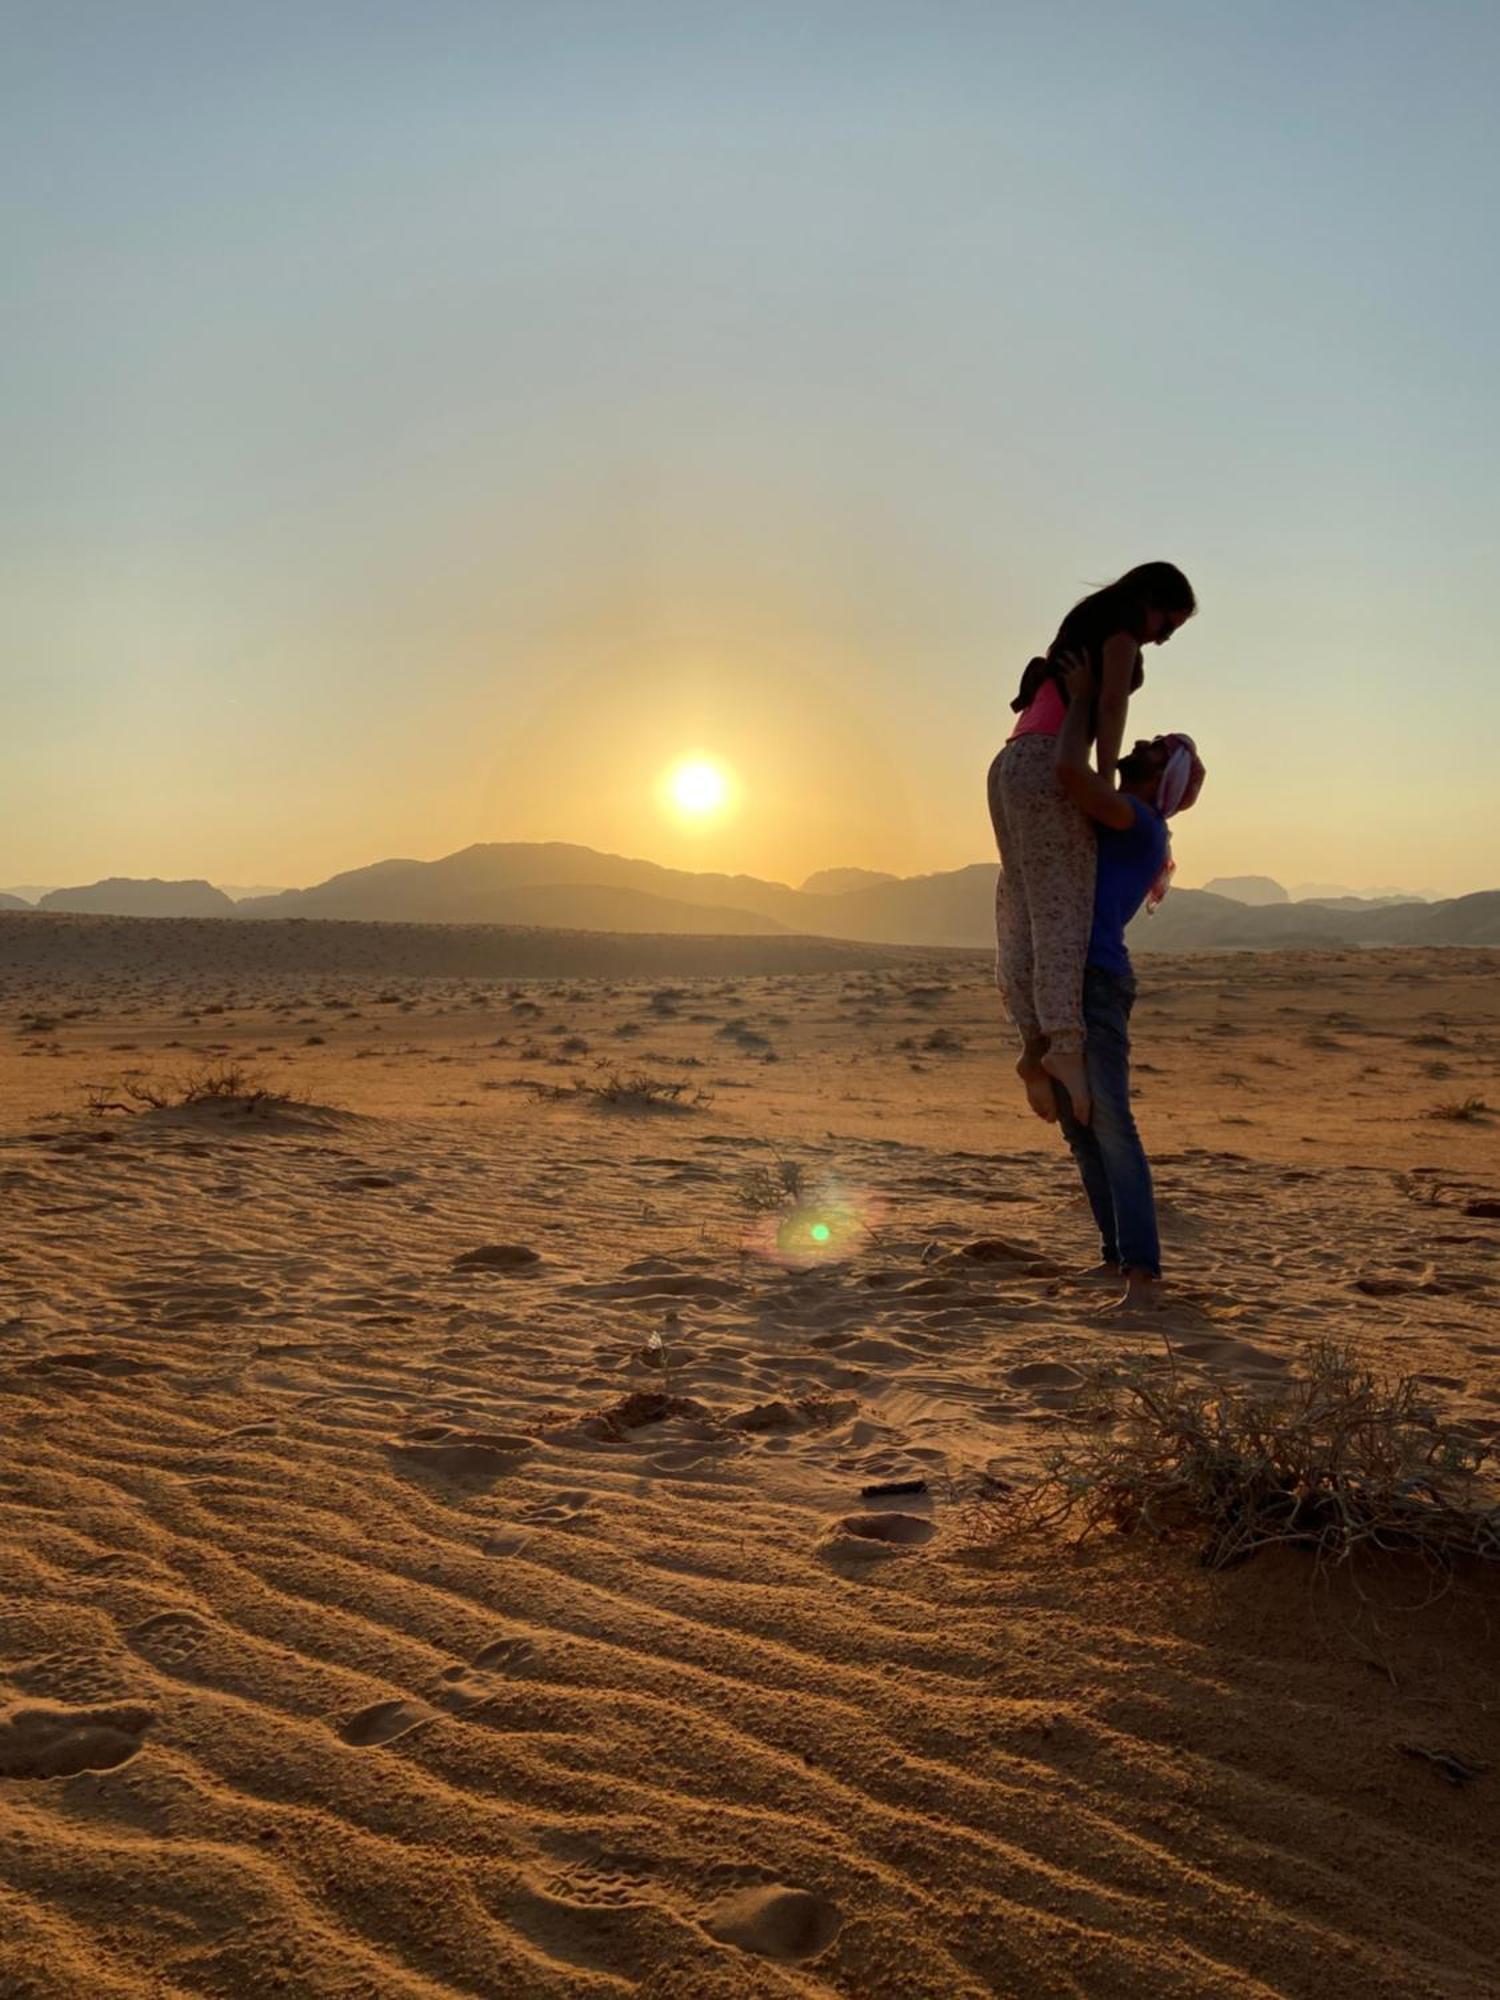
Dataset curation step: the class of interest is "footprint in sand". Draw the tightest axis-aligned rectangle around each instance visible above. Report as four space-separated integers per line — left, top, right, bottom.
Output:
1006 1361 1084 1393
76 1551 155 1580
129 1610 211 1666
0 1701 153 1779
1174 1337 1290 1376
543 1859 658 1909
649 1441 741 1475
437 1636 539 1709
24 1350 164 1379
481 1526 535 1558
390 1427 536 1478
701 1882 842 1964
824 1512 935 1561
539 1827 663 1909
519 1490 596 1526
338 1698 437 1747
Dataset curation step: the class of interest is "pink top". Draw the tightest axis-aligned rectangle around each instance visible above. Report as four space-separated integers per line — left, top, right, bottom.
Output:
1008 677 1067 740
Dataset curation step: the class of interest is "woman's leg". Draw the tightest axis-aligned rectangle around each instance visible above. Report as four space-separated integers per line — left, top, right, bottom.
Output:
1001 738 1095 1116
989 750 1056 1120
988 749 1041 1044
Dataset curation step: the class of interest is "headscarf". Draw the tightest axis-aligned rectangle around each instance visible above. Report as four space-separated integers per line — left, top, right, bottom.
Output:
1146 733 1205 913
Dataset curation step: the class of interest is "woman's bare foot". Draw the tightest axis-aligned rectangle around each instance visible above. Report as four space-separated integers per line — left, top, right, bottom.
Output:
1041 1046 1090 1124
1015 1054 1058 1122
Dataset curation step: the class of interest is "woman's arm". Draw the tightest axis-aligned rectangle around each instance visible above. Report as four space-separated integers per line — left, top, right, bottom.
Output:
1093 632 1139 784
1056 663 1136 829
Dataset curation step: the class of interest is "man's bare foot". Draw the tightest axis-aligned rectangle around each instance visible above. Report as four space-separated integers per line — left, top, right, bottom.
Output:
1105 1271 1167 1314
1015 1054 1058 1122
1071 1260 1124 1287
1041 1046 1091 1124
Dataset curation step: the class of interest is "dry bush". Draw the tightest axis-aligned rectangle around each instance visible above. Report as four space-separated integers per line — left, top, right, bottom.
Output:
1427 1096 1489 1123
83 1063 290 1116
736 1156 810 1214
964 1340 1499 1576
520 1066 711 1112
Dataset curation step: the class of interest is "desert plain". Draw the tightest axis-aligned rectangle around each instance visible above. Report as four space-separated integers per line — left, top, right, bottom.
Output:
2 914 1498 1999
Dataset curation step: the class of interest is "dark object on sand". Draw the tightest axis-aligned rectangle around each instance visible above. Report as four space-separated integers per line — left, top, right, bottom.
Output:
452 1244 541 1271
859 1477 928 1499
1399 1744 1490 1788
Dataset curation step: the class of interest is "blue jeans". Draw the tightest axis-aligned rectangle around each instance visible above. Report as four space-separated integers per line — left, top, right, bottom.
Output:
1054 966 1162 1277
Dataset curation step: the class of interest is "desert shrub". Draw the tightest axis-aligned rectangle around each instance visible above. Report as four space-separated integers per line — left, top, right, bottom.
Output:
736 1157 809 1213
521 1066 710 1112
964 1340 1498 1575
83 1064 287 1115
1428 1097 1489 1123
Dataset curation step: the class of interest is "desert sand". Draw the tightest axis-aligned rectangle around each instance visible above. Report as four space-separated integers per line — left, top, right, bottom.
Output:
2 916 1497 1998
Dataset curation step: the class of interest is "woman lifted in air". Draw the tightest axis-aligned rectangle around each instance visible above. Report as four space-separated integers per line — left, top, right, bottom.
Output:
986 561 1196 1124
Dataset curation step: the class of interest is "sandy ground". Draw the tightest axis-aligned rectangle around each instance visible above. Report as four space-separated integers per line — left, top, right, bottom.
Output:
2 924 1498 1998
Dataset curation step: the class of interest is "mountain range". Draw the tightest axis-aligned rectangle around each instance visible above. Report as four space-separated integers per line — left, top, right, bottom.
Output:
9 846 1498 949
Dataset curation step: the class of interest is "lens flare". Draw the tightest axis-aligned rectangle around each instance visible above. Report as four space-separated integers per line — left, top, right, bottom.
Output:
745 1176 879 1270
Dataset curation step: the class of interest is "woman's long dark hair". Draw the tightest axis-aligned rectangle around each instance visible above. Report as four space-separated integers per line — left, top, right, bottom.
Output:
1011 562 1196 713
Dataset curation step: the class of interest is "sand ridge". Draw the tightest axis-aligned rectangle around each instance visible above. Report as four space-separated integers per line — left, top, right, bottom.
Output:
1 948 1497 1995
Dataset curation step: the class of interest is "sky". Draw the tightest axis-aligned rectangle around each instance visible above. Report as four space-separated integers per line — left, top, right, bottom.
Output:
3 1 1497 898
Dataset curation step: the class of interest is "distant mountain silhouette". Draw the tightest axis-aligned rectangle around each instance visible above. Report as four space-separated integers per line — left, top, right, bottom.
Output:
1296 894 1424 911
25 846 1500 949
236 845 802 930
235 843 996 947
39 878 236 917
1128 888 1500 950
800 866 899 894
0 892 31 911
233 845 1500 949
1201 875 1289 906
1291 881 1433 903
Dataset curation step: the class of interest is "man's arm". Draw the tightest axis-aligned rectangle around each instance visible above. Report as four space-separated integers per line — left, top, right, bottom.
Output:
1056 661 1136 830
1092 632 1138 784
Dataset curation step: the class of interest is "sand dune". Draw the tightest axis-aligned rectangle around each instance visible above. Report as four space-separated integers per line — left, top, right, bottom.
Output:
2 945 1497 1996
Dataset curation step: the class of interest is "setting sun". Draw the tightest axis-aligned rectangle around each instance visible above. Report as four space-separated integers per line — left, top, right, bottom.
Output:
661 755 737 828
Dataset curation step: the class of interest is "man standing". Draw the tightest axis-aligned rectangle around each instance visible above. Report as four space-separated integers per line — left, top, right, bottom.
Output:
1048 663 1204 1310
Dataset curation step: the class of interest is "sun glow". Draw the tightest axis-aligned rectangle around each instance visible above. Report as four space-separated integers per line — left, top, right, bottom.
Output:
660 755 737 827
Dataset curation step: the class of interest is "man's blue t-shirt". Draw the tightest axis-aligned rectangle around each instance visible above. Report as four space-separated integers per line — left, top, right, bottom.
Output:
1089 796 1168 978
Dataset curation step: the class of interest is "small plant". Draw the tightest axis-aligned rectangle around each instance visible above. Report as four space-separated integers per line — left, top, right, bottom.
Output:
1428 1097 1489 1123
521 1066 710 1112
736 1157 809 1214
964 1340 1498 1576
82 1063 290 1116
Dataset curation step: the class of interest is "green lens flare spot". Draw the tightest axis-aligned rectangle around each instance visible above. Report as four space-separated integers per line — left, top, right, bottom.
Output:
810 1222 831 1243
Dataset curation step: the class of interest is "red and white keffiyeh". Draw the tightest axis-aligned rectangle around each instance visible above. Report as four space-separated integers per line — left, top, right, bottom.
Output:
1146 733 1205 913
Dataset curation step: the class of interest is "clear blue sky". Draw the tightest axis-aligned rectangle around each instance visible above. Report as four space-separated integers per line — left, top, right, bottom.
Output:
3 1 1496 894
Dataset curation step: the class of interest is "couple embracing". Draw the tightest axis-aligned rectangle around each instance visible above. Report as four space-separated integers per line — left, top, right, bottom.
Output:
987 563 1205 1312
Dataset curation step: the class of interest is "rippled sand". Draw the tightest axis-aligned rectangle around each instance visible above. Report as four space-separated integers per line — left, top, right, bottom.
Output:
2 930 1497 1996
